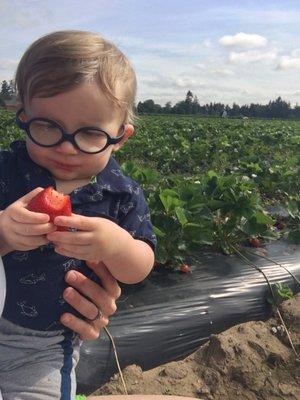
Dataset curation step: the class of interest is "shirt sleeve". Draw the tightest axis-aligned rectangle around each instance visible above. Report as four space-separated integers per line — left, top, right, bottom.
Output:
118 183 157 252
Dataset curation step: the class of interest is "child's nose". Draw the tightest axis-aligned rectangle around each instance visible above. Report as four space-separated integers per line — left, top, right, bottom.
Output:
55 140 79 154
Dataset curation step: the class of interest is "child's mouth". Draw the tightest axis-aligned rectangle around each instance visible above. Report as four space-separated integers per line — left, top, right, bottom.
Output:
53 161 79 171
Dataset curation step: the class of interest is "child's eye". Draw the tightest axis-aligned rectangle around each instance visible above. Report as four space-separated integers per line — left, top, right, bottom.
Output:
79 130 106 140
31 121 57 131
83 130 101 137
76 130 107 152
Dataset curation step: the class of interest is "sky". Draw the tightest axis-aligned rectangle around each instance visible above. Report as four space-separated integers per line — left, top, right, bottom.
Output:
0 0 300 106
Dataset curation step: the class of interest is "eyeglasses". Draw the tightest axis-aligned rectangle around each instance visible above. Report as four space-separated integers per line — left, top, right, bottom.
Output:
15 108 125 154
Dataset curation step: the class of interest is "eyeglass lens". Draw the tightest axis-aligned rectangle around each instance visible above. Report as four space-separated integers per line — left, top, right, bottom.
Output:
29 120 108 153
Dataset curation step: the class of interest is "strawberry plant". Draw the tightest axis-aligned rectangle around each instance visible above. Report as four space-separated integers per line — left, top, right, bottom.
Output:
285 196 300 244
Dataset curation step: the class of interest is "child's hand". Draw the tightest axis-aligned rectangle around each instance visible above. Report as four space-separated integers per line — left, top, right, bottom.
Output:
0 188 57 252
46 214 122 263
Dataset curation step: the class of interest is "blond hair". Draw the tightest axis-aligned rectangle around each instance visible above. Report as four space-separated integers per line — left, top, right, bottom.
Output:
15 30 137 123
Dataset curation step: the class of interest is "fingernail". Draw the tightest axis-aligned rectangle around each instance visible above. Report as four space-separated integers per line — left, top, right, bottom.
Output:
65 287 75 300
66 271 77 283
61 314 70 324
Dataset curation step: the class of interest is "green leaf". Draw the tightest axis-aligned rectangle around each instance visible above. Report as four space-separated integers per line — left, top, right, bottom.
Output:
207 199 224 210
153 225 166 238
207 170 218 178
268 283 293 306
253 211 274 225
276 283 293 300
155 245 169 264
159 189 182 213
175 206 188 226
286 200 299 218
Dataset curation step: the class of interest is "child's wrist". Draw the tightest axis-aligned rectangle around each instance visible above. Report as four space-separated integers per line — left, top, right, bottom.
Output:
101 222 133 264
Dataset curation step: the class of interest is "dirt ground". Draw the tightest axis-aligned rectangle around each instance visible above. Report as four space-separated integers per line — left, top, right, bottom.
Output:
92 294 300 400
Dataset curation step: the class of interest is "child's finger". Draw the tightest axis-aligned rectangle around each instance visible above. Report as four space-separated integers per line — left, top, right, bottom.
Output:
46 230 90 244
10 188 50 224
17 235 50 249
54 214 95 231
14 221 57 236
11 204 50 224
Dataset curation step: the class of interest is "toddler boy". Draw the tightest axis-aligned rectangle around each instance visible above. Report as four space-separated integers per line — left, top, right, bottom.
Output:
0 30 156 399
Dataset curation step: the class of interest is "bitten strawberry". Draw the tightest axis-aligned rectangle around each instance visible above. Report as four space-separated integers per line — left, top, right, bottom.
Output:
27 186 72 231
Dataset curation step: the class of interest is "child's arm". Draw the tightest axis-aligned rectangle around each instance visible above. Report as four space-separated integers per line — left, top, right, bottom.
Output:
47 215 155 284
98 223 154 284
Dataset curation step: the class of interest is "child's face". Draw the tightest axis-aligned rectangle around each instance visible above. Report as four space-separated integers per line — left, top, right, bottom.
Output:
23 82 133 182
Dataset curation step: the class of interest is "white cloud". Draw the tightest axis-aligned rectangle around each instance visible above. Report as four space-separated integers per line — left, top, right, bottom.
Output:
0 0 54 30
174 77 205 88
142 74 207 90
116 35 205 58
277 56 300 70
202 38 212 48
195 63 234 76
0 58 18 71
275 89 300 97
291 49 300 57
229 50 277 64
219 32 267 49
213 68 234 76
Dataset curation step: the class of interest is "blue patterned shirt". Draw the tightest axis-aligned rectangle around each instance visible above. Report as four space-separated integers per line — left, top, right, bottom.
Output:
0 141 156 331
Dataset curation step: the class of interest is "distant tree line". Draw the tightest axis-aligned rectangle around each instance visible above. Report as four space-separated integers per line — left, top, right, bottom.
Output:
137 90 300 119
1 80 299 119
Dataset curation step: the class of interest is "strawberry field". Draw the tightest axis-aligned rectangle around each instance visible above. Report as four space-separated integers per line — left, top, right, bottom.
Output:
1 109 299 268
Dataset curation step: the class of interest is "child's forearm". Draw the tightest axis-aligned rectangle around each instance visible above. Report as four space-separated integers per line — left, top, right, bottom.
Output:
102 227 155 284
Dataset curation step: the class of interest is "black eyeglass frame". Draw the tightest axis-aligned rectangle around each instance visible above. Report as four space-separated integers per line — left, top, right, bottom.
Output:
15 108 125 154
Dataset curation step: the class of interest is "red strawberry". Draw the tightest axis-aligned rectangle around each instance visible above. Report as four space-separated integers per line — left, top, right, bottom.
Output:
249 237 261 247
180 264 190 273
27 187 72 231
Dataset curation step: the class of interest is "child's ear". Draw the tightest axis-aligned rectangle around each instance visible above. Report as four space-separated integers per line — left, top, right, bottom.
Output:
112 124 134 152
17 109 29 122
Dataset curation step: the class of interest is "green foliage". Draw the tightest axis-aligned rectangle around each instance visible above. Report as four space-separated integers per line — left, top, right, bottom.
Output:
149 171 278 263
0 109 23 149
286 196 300 244
267 283 294 307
